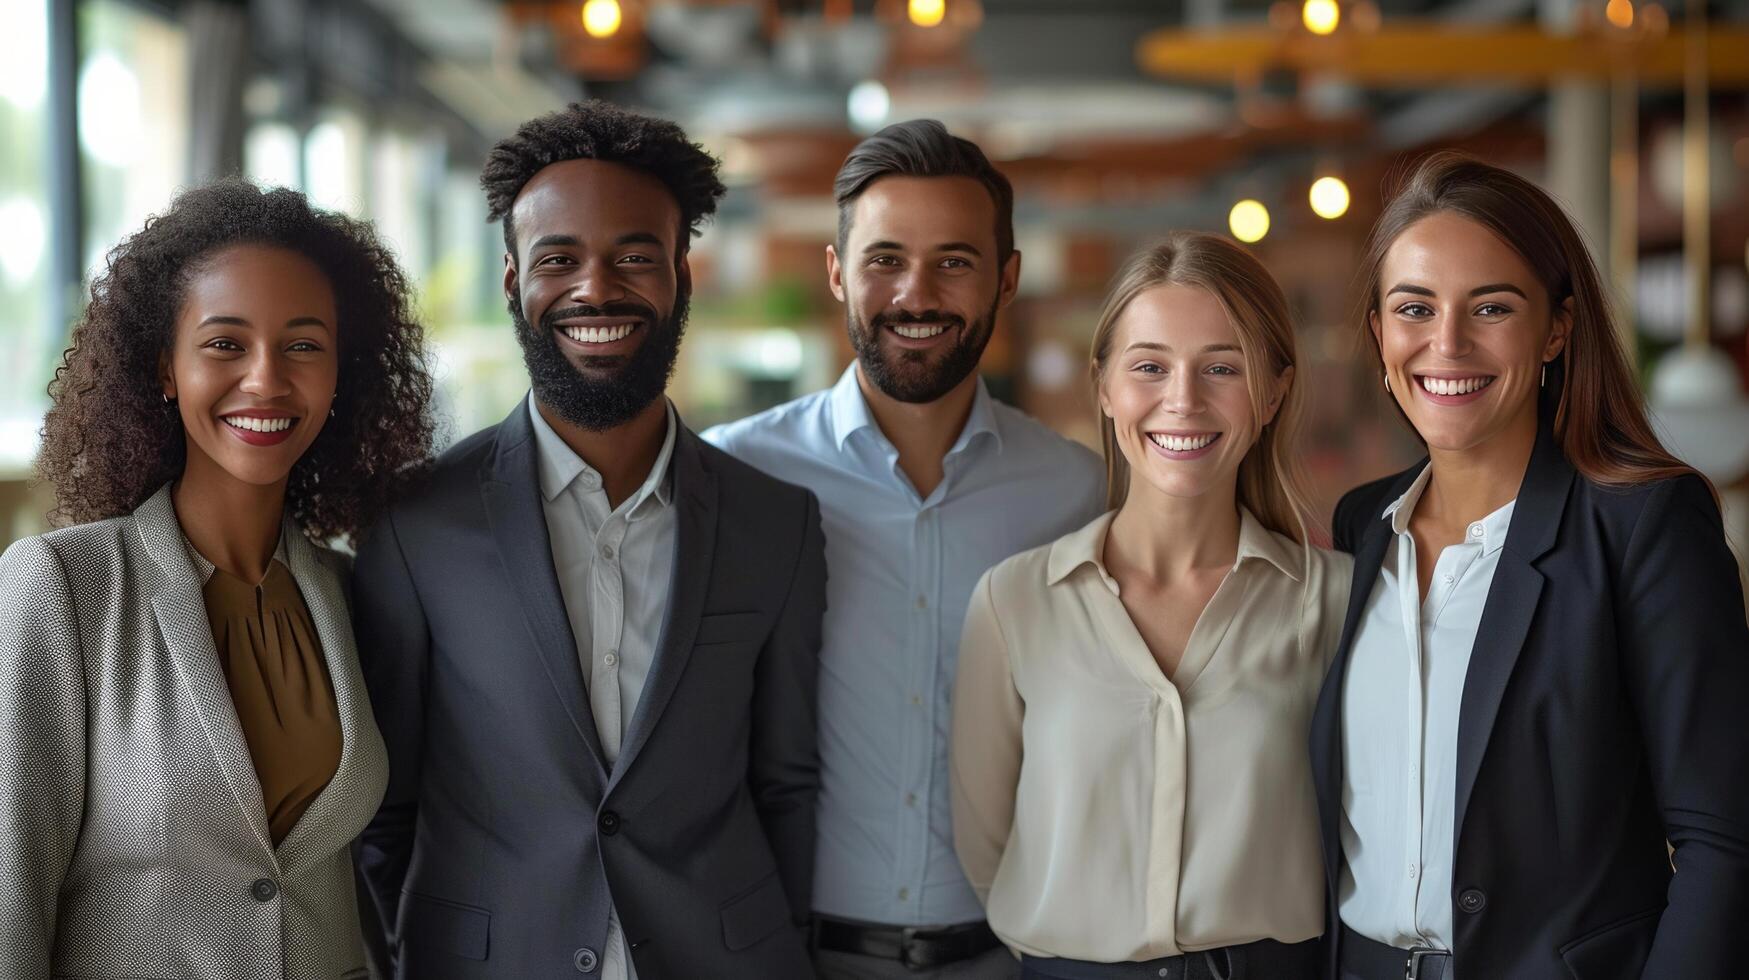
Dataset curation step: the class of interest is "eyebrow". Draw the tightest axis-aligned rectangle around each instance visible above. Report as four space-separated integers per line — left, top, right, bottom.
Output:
529 232 667 250
197 315 330 330
861 240 984 258
1385 282 1529 300
1124 342 1241 354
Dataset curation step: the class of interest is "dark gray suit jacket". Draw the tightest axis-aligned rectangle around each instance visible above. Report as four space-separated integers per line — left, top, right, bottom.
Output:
352 401 825 979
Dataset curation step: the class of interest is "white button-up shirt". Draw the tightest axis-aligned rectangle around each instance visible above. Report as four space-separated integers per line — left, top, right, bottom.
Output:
529 396 678 980
704 365 1105 927
1339 463 1515 957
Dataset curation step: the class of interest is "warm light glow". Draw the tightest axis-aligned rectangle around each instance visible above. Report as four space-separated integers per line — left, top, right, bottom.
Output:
1309 176 1351 219
909 0 947 28
582 0 623 39
1302 0 1340 35
1605 0 1634 29
1229 200 1271 243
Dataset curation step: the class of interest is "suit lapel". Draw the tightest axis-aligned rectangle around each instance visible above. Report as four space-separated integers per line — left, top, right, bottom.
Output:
608 427 717 792
1310 475 1407 879
275 530 389 870
1453 422 1572 839
481 402 610 775
133 487 276 857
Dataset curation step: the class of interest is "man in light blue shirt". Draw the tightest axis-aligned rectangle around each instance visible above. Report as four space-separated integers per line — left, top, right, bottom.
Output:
705 120 1104 980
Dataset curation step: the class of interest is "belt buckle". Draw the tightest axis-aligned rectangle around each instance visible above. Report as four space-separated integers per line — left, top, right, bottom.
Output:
1405 947 1445 980
898 926 927 972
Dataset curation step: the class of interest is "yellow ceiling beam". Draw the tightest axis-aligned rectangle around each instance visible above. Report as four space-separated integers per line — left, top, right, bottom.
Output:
1136 24 1749 86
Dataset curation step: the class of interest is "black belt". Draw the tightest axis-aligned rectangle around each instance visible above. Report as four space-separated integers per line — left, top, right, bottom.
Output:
1340 926 1451 980
811 915 1003 970
1021 938 1318 980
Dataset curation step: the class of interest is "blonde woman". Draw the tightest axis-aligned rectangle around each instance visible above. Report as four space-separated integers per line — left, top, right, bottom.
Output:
950 232 1349 980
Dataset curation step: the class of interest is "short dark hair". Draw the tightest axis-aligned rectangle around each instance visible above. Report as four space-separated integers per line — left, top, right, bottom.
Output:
480 99 727 258
39 180 436 544
833 119 1015 262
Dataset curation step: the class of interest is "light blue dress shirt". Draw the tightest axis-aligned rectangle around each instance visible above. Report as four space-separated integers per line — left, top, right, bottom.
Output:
704 364 1105 927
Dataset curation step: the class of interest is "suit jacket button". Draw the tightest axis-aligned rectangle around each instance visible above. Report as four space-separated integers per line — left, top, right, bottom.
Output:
598 810 620 836
250 878 278 902
574 946 599 972
1458 888 1486 913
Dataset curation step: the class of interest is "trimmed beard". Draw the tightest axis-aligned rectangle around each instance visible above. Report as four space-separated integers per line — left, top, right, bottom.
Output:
848 297 999 404
510 291 688 432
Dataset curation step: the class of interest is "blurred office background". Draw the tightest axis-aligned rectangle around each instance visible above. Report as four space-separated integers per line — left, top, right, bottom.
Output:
2 0 1747 567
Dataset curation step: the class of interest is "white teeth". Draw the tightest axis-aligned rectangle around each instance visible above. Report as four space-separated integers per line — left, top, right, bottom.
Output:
893 324 948 339
560 322 637 344
1419 376 1494 396
1149 432 1217 453
222 416 294 433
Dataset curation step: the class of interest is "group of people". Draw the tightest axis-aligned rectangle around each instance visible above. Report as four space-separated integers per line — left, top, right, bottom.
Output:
1 98 1744 980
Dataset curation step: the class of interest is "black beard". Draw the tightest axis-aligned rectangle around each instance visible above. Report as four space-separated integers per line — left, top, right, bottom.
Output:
848 298 999 404
510 293 687 431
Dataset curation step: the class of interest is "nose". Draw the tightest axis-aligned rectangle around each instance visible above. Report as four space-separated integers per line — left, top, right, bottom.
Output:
1430 308 1473 359
889 264 942 315
1161 366 1201 416
238 347 292 399
566 256 626 308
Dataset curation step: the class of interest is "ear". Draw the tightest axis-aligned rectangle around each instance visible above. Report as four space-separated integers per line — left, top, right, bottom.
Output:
502 252 518 305
996 250 1022 310
677 251 694 298
826 244 846 303
1545 296 1574 361
159 351 176 401
1263 364 1294 427
1368 308 1382 351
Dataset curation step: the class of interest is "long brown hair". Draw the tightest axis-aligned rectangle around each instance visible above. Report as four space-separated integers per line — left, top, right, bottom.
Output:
1357 152 1700 490
1090 232 1315 543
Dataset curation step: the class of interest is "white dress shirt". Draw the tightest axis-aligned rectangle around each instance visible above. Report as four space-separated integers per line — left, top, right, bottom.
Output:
1339 462 1515 959
529 396 678 980
952 509 1351 961
704 365 1105 927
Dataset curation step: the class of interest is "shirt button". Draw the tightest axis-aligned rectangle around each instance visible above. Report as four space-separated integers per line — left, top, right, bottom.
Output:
910 694 923 707
603 650 619 667
898 887 909 901
1469 523 1483 538
574 946 599 972
1442 574 1454 585
600 543 615 560
915 596 928 610
905 792 917 806
1408 864 1418 879
1158 970 1170 979
250 878 278 902
598 810 620 836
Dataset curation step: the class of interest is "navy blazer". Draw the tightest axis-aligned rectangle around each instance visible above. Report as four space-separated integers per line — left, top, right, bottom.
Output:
351 402 825 979
1311 414 1749 979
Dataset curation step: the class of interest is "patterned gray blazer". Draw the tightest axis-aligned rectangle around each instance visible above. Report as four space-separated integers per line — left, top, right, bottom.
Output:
0 485 388 980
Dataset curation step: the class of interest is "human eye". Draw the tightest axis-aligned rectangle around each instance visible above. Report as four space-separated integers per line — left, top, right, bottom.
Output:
867 254 900 268
940 256 972 270
1474 301 1513 317
618 253 656 265
203 338 244 353
1132 361 1164 376
1207 364 1240 376
535 253 575 268
287 340 324 353
1394 301 1434 318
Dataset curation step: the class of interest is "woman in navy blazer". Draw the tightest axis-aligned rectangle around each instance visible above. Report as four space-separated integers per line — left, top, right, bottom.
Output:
1312 152 1749 980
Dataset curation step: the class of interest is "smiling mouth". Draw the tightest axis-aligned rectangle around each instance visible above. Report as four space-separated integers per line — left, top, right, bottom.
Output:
1416 375 1496 396
1148 432 1220 453
221 415 297 434
889 323 949 340
556 320 642 345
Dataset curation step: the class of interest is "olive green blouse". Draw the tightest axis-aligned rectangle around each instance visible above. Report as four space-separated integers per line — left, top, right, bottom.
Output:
199 552 342 847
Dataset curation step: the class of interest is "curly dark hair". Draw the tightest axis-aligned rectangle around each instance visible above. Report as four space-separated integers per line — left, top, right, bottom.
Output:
480 99 727 257
37 179 436 544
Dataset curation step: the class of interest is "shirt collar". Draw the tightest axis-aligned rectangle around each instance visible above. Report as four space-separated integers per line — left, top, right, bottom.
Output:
1044 506 1304 588
1381 461 1516 555
826 362 1004 457
185 532 292 585
528 395 677 514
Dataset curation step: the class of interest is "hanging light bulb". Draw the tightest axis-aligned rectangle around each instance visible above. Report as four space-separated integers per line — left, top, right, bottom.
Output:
1606 0 1635 28
1302 0 1340 35
582 0 623 39
909 0 947 28
1229 200 1271 243
1309 176 1351 219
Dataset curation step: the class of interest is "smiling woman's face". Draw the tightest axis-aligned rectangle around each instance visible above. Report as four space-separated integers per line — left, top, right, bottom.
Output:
1373 211 1570 456
162 243 339 490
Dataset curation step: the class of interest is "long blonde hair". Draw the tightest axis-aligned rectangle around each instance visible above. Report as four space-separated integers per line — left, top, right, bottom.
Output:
1090 232 1315 543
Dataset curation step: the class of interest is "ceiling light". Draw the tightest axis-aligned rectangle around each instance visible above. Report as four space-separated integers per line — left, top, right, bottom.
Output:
1229 200 1271 243
909 0 947 28
1605 0 1634 28
583 0 623 39
1309 176 1351 219
848 80 891 134
1302 0 1340 35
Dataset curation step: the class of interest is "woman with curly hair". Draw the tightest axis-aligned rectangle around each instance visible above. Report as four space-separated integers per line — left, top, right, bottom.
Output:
0 180 434 979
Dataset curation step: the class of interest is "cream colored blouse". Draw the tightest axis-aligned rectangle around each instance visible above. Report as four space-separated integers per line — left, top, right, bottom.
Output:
950 509 1351 962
